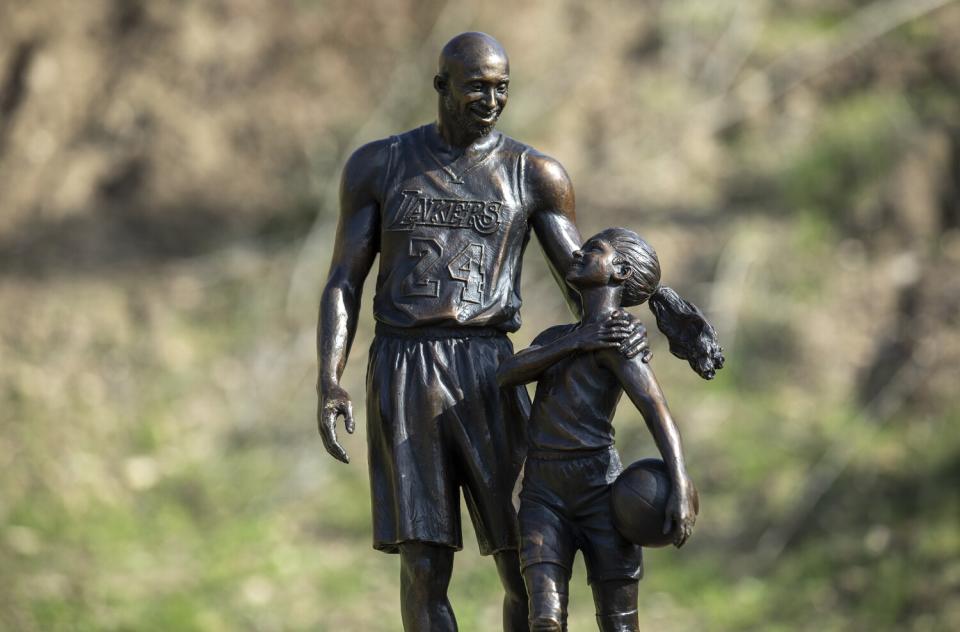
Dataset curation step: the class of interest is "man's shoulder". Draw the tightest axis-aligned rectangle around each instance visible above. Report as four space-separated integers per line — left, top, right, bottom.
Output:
497 134 563 169
342 129 416 185
347 123 431 160
502 141 571 200
344 137 393 172
495 131 534 155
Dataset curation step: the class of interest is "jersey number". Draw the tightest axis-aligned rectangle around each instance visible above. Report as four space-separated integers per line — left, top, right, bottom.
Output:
401 238 485 304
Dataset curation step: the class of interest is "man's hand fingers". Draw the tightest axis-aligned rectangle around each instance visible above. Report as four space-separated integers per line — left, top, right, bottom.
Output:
325 434 350 463
344 402 355 434
320 409 350 464
599 323 633 335
620 335 650 359
600 329 632 340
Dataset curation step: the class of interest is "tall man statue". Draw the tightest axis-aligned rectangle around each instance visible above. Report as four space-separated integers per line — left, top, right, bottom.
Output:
316 32 646 631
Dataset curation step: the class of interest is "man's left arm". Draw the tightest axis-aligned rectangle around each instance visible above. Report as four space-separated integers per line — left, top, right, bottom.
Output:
525 151 582 317
525 151 649 360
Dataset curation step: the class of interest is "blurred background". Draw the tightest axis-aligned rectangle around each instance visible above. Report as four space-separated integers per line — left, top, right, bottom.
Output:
2 0 959 630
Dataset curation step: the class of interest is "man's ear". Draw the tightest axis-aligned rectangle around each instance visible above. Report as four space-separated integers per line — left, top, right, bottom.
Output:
433 74 447 94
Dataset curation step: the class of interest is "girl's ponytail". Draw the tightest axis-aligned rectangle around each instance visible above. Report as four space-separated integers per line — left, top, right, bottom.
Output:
648 286 724 380
594 226 725 380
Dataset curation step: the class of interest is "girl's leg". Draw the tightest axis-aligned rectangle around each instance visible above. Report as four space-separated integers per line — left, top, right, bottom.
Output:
522 562 571 631
591 579 639 632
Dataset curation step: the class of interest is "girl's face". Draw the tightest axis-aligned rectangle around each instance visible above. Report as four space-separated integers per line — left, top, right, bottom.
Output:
566 237 620 288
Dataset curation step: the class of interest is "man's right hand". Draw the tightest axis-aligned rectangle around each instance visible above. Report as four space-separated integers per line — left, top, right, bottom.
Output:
318 383 355 464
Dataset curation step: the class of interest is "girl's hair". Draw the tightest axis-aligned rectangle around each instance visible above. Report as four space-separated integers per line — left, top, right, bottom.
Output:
594 228 725 380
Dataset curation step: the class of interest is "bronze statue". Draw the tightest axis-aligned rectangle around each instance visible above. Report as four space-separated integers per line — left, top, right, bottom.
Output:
497 228 723 631
316 33 648 631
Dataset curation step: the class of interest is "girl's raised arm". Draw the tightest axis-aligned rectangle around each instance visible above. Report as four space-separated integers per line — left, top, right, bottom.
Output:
601 351 698 547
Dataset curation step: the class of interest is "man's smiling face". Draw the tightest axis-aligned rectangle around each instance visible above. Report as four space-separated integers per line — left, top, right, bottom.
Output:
440 52 509 138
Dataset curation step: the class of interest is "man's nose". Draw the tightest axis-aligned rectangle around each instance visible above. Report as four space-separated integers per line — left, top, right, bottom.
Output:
483 88 497 109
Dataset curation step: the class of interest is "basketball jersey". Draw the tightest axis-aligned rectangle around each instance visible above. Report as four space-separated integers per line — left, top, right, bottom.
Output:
373 124 532 331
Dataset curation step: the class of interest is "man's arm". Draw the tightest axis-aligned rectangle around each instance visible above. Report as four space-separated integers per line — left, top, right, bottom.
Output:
600 351 697 546
525 151 582 317
316 140 387 464
525 152 650 360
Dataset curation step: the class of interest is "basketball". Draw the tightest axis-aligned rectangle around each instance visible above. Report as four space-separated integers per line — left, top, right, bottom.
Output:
611 458 699 547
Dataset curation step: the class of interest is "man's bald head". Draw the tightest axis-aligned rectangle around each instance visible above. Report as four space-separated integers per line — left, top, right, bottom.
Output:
438 32 509 78
434 33 510 143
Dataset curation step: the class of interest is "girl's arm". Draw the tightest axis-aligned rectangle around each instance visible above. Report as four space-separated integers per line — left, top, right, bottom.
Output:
601 351 697 547
496 316 632 387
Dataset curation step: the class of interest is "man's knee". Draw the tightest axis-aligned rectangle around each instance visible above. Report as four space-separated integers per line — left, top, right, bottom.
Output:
400 542 454 588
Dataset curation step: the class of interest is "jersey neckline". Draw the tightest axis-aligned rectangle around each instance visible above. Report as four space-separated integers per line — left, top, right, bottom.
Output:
420 124 505 185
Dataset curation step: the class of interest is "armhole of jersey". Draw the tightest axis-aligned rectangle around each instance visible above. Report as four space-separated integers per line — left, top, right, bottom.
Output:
516 147 528 213
378 135 398 205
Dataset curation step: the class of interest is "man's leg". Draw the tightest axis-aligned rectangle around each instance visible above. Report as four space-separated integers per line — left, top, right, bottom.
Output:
494 549 530 632
400 542 457 632
522 562 570 631
591 580 639 632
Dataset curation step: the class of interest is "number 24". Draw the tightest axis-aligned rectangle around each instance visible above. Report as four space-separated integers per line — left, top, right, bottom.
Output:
401 237 485 304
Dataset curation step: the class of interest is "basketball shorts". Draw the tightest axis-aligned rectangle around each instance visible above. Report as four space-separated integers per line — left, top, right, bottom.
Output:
519 447 643 584
366 325 530 555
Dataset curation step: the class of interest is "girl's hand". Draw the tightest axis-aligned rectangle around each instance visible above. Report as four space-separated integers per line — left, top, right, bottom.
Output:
664 475 698 548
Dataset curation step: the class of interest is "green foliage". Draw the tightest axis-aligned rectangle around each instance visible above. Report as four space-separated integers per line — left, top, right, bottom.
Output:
781 93 913 219
4 1 960 630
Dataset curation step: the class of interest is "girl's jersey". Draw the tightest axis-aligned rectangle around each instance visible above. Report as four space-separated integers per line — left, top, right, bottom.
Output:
373 124 533 332
526 324 624 451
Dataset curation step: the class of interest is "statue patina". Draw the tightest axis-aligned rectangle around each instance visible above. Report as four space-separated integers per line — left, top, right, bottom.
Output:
498 228 723 631
316 32 651 631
